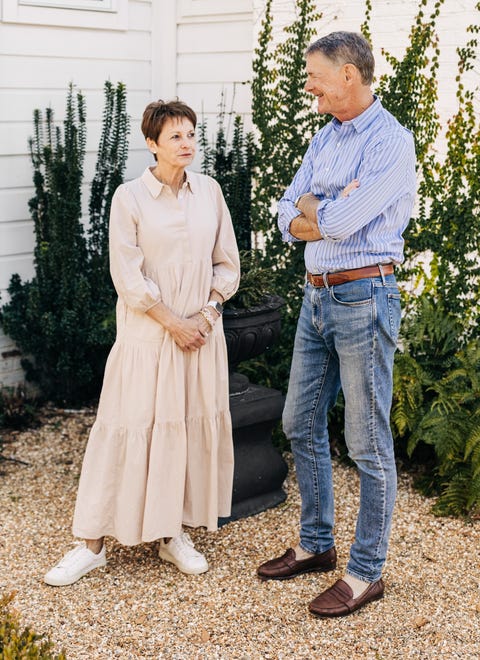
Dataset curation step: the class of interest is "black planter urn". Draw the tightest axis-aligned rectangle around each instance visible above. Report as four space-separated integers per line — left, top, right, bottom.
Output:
220 295 288 523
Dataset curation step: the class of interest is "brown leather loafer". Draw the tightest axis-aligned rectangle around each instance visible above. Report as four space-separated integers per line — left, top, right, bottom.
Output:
257 546 337 581
308 578 384 617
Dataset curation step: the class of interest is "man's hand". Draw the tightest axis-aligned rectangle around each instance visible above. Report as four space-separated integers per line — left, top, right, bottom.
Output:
289 180 360 241
289 213 322 241
290 193 322 241
340 179 359 198
296 192 320 222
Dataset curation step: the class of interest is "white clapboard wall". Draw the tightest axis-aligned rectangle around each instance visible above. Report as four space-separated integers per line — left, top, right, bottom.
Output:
0 0 253 386
0 0 478 387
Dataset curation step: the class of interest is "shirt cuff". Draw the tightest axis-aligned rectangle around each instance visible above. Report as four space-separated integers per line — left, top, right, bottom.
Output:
316 199 335 240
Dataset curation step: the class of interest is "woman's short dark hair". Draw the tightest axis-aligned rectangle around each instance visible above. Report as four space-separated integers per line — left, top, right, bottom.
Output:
141 99 197 143
306 31 375 85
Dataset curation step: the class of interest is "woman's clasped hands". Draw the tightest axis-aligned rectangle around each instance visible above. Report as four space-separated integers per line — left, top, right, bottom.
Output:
167 307 220 352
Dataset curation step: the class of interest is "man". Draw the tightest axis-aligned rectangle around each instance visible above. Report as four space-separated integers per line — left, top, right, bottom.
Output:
257 31 416 617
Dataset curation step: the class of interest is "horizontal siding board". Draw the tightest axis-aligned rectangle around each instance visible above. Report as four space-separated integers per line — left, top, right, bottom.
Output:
0 146 149 191
0 89 151 124
0 117 146 157
178 0 252 18
177 81 252 116
0 222 35 257
177 20 253 53
0 147 150 225
0 24 151 60
0 56 152 91
0 189 33 223
0 254 35 290
0 156 32 190
178 52 252 84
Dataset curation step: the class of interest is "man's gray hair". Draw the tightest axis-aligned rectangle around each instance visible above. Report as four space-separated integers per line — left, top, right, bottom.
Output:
306 31 374 85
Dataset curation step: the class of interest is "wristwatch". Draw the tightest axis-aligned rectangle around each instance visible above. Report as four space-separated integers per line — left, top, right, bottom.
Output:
207 300 224 315
294 194 304 208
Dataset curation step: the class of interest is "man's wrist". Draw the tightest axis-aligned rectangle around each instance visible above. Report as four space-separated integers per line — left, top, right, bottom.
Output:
294 194 304 208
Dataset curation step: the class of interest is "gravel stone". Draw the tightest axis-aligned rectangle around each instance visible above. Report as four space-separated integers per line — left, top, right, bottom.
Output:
0 407 479 659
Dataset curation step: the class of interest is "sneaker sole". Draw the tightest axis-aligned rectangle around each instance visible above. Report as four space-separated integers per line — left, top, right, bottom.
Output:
158 549 208 575
44 558 107 586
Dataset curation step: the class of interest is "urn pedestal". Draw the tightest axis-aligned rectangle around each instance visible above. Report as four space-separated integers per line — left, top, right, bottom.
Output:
220 296 288 523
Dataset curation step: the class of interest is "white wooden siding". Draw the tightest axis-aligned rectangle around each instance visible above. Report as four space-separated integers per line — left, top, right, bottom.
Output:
0 0 255 386
253 0 479 129
0 0 155 384
0 0 477 387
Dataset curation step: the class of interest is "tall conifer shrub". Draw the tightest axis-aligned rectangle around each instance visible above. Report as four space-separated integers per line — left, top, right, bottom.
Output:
1 82 130 404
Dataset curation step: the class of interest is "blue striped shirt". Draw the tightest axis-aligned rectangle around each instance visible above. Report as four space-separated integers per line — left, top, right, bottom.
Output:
277 97 416 273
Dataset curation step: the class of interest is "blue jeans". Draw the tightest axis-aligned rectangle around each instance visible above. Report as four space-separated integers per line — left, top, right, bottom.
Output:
283 273 401 582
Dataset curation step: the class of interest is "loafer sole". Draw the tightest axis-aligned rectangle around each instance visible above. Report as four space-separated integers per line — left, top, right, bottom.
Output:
258 562 336 581
309 586 384 618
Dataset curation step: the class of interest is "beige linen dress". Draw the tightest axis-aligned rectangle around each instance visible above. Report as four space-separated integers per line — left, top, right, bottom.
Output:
72 167 240 545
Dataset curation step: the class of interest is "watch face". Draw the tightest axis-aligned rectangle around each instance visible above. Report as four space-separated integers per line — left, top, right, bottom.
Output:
209 301 223 314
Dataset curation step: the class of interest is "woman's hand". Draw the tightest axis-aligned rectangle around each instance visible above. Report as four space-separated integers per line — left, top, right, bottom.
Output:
167 316 207 352
146 302 206 351
340 179 360 198
190 312 211 337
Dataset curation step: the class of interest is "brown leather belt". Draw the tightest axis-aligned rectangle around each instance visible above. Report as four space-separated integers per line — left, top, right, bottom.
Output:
307 264 394 288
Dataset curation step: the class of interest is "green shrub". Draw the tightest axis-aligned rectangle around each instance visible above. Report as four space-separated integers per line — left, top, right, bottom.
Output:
0 592 66 659
392 294 480 517
0 82 129 404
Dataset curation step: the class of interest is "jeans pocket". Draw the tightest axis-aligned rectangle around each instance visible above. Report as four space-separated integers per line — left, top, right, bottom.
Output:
387 293 401 342
330 279 373 306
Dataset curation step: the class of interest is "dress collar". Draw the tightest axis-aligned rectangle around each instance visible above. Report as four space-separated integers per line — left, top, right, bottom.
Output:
141 167 196 198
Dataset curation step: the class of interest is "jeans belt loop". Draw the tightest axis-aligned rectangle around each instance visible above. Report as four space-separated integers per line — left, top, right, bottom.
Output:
322 272 329 289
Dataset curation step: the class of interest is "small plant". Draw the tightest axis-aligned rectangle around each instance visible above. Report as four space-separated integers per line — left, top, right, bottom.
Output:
0 591 66 659
0 385 37 430
227 251 272 309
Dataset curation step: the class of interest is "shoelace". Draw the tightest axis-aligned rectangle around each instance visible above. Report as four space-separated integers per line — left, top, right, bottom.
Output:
56 543 86 569
173 533 201 558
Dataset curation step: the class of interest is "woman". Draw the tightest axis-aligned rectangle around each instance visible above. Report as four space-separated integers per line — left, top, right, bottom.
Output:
44 99 240 585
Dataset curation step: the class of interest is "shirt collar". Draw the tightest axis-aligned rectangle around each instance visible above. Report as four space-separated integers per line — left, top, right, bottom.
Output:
141 167 196 198
332 95 382 134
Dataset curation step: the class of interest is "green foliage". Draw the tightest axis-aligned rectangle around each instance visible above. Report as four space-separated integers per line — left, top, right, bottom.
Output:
199 105 269 308
249 0 323 389
228 251 273 309
0 592 66 659
199 108 255 252
0 385 37 430
245 0 480 516
412 28 480 330
0 83 129 404
376 0 442 164
89 81 130 292
392 295 480 517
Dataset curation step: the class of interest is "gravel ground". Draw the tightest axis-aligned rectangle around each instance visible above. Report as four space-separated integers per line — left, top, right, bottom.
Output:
0 407 479 660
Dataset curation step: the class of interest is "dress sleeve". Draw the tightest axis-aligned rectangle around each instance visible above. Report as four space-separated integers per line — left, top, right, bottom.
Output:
109 185 162 311
210 180 241 302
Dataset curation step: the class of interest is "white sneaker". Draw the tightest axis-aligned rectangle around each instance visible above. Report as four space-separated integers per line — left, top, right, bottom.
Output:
44 542 107 586
159 532 208 575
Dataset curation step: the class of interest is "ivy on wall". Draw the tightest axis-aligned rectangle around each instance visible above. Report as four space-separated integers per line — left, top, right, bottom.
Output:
242 0 480 516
